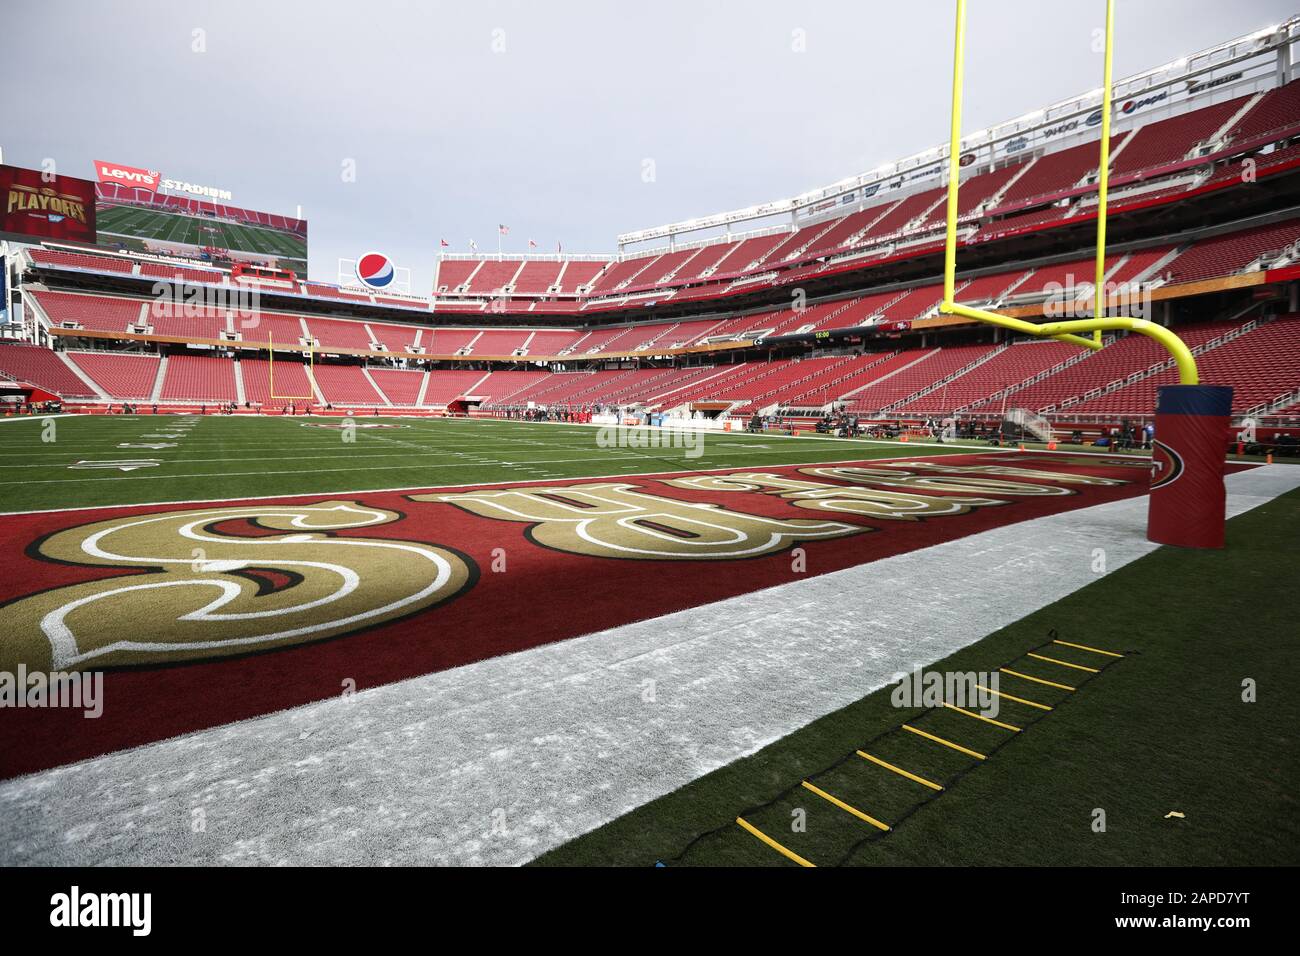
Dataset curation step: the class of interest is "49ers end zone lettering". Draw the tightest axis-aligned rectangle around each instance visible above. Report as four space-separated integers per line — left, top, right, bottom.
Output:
412 482 862 559
0 454 1165 777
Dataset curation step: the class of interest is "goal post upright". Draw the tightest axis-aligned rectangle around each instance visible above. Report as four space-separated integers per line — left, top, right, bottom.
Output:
1093 0 1116 341
938 0 1199 384
267 333 316 401
938 0 1238 550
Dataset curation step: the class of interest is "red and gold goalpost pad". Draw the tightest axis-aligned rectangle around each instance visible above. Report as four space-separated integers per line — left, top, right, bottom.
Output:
0 452 1249 777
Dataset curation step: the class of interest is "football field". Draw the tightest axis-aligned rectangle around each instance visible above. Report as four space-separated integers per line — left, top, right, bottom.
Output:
0 413 985 513
95 204 308 268
1 413 1296 867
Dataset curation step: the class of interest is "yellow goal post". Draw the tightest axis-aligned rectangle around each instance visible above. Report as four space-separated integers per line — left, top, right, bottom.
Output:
267 334 317 401
939 0 1199 385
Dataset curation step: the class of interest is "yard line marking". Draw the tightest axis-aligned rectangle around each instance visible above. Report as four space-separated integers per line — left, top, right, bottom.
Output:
902 724 986 760
856 751 945 791
999 668 1075 692
1026 652 1100 673
942 702 1021 732
975 684 1052 711
735 817 815 867
1052 639 1124 658
801 781 891 831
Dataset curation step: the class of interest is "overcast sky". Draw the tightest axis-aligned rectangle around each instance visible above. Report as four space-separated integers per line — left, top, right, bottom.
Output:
3 0 1294 292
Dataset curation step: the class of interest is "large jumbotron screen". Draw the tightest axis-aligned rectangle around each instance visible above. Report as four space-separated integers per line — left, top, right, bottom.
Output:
92 160 308 273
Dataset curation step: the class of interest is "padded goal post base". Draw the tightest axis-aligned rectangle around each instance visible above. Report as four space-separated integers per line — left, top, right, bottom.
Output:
1147 384 1234 549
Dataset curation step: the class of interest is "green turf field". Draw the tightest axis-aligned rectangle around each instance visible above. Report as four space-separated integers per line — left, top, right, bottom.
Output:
96 204 308 270
0 414 982 513
535 485 1300 867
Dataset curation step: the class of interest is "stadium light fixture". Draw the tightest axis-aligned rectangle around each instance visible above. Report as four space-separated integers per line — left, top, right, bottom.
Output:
938 0 1199 385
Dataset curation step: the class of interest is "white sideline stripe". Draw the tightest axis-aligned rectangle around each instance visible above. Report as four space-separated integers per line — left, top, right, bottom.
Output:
0 414 79 424
1 466 1295 867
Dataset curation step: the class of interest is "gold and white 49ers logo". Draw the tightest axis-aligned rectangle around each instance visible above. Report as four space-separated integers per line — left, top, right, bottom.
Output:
413 482 861 559
0 502 472 672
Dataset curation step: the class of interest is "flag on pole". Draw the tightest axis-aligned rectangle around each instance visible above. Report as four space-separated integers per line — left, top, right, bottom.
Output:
469 239 478 251
440 238 450 248
498 224 510 236
528 239 537 249
557 240 562 253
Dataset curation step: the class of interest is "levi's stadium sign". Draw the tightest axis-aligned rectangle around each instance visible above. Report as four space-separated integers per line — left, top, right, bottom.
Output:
94 159 161 192
93 159 232 201
0 164 96 244
160 178 233 201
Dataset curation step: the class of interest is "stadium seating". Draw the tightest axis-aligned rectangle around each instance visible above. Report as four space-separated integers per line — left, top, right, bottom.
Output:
919 161 1031 227
311 364 385 406
587 256 659 295
422 329 480 354
521 329 585 355
843 345 996 413
28 249 135 274
465 370 549 403
710 234 787 277
240 358 315 405
465 260 524 294
1112 96 1251 175
304 282 369 301
1227 79 1300 142
67 351 161 400
809 351 927 406
470 329 531 354
991 320 1240 413
248 313 310 347
862 189 944 240
0 343 99 398
435 260 481 293
33 291 148 335
308 316 378 351
675 243 736 282
511 261 564 295
139 262 226 284
422 370 492 405
553 261 606 294
1067 315 1300 414
1159 219 1300 283
594 367 719 406
995 139 1103 208
897 340 1077 413
159 354 237 402
368 323 423 352
368 367 425 405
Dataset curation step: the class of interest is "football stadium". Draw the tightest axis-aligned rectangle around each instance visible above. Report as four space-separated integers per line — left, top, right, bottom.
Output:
0 0 1297 917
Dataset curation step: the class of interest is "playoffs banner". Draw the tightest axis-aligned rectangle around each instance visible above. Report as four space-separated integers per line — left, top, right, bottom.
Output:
1148 384 1234 549
0 164 97 244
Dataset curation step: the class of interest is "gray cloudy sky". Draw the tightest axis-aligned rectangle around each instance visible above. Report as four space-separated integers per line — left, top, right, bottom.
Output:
3 0 1294 292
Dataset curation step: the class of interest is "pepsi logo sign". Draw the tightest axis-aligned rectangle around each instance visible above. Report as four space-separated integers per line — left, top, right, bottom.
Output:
356 252 396 289
1121 91 1168 115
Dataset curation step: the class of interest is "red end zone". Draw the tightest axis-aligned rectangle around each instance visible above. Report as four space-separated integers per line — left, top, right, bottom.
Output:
0 452 1247 777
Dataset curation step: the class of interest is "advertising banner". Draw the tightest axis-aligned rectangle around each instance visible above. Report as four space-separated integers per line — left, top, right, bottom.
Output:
0 164 97 245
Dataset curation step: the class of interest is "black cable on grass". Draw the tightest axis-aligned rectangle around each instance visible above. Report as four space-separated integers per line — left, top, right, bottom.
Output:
655 628 1126 867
